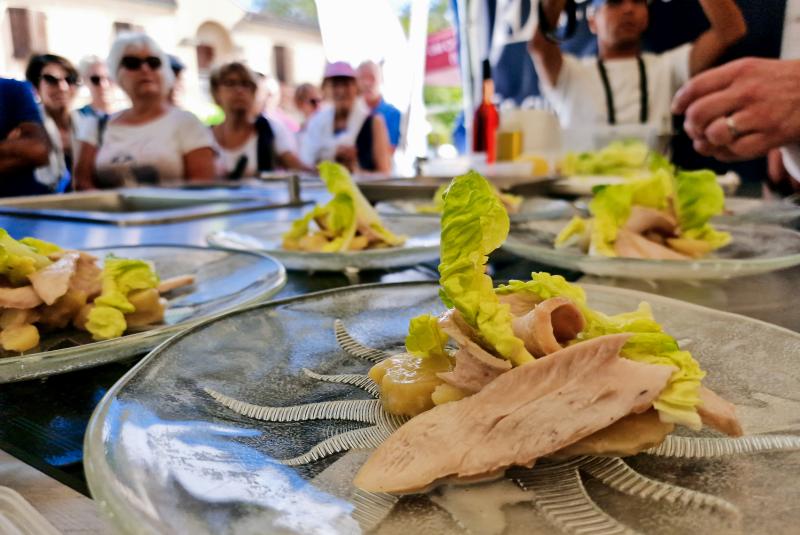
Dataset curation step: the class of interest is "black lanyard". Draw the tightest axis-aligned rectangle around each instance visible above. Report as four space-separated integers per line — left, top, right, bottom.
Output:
596 56 649 125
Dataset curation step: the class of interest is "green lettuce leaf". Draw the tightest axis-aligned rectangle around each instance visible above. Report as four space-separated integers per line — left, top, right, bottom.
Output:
319 161 404 246
621 333 705 430
86 306 127 341
0 229 52 285
682 224 732 249
496 272 587 308
672 169 730 251
560 139 650 176
554 216 589 249
19 237 61 256
438 171 532 366
406 314 450 367
587 184 633 257
88 256 160 341
673 169 725 231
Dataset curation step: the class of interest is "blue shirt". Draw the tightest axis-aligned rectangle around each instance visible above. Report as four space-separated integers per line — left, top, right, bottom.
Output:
373 98 402 147
0 78 50 197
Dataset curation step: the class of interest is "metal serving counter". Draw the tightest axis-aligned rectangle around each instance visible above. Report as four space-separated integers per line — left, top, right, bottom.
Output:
0 183 797 507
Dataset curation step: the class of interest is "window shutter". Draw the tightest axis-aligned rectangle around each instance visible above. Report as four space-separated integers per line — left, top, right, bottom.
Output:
8 7 32 59
273 45 292 84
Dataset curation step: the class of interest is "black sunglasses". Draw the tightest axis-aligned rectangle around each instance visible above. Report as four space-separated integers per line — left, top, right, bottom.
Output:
41 73 79 87
220 79 256 90
120 56 162 71
89 74 109 86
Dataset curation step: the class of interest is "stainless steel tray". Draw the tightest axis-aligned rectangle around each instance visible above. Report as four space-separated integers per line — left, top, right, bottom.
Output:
356 176 558 202
0 187 306 226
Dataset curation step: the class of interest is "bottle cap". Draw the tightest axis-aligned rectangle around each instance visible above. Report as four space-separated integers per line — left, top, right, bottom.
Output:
482 59 492 81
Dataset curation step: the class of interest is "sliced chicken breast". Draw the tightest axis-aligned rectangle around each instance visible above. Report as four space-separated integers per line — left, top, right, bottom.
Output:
697 386 743 437
0 286 43 309
28 251 79 306
437 310 511 393
614 228 690 260
511 297 585 357
354 334 675 494
623 206 677 235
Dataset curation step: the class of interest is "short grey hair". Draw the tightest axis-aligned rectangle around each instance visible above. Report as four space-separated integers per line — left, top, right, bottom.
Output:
107 32 174 92
78 55 105 79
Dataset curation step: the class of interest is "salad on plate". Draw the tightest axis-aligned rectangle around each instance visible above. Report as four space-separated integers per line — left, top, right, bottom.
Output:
282 162 406 252
354 171 741 494
554 167 730 260
0 230 193 353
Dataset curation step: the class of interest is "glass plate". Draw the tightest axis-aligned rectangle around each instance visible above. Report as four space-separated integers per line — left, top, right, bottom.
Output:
375 197 573 222
503 220 800 280
0 245 286 383
84 282 800 535
718 197 800 226
206 216 440 271
552 172 740 196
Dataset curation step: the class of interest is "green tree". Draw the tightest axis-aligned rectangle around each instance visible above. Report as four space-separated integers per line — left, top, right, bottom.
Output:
258 0 318 23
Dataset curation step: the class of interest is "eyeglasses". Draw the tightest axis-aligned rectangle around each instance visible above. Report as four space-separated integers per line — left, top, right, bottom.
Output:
308 97 320 107
219 79 256 90
120 56 162 71
89 75 109 86
41 73 79 87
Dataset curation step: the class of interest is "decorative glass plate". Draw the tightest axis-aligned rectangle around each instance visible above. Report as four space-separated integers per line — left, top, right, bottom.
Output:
375 197 573 222
552 172 740 196
0 245 286 383
717 197 800 226
206 216 440 271
84 282 800 535
503 220 800 280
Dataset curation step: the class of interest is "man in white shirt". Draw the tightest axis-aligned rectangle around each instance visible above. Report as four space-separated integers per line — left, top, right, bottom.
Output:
529 0 746 134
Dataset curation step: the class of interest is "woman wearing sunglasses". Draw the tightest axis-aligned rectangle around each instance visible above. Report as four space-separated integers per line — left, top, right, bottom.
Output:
25 53 81 192
74 33 214 189
209 62 309 179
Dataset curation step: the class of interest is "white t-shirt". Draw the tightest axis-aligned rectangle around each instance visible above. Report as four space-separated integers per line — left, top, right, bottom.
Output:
78 107 213 181
300 99 371 167
213 117 297 177
538 44 692 134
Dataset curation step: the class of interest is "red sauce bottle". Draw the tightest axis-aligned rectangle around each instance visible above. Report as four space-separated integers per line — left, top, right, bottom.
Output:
473 59 499 163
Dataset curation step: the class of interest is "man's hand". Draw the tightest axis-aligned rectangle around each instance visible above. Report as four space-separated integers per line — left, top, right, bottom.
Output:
0 122 50 174
334 145 357 172
672 58 800 161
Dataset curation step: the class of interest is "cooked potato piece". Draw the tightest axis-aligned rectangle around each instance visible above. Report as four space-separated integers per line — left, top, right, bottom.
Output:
369 353 451 417
347 235 369 251
298 233 329 252
1 324 40 352
125 288 166 327
73 303 94 331
0 308 40 329
431 383 467 406
667 237 714 258
38 289 88 329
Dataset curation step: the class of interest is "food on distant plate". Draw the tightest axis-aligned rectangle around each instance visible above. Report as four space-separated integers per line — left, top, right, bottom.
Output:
354 171 741 495
0 230 194 353
558 139 668 177
282 162 406 252
554 167 730 259
416 183 522 215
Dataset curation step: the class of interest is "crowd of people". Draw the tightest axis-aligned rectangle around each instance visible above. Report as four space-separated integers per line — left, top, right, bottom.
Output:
0 32 402 196
2 0 800 197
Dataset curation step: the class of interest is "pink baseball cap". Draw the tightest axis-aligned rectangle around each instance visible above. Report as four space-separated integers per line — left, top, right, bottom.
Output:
323 61 356 79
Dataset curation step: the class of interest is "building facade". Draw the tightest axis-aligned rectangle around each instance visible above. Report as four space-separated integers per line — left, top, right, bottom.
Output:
0 0 326 113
